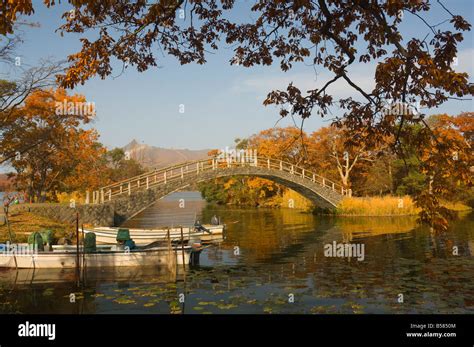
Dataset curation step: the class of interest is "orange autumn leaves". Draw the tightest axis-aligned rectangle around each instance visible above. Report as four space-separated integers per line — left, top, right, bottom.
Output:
203 126 374 207
1 88 107 202
204 118 472 229
247 126 379 190
414 113 474 229
0 0 34 35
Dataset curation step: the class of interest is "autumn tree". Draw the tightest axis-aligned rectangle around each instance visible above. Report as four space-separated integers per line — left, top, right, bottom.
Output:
390 123 427 196
201 136 283 206
248 127 312 204
104 148 145 182
414 112 474 226
201 129 308 206
248 127 309 165
0 88 104 202
359 150 397 196
307 126 378 190
3 0 472 228
62 139 108 194
0 30 64 164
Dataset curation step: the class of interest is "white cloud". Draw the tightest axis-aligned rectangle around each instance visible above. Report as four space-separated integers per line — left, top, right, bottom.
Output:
232 61 377 101
454 48 474 76
233 47 473 100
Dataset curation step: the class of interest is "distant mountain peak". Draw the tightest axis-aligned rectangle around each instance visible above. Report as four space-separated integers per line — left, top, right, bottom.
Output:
125 139 140 148
121 140 211 169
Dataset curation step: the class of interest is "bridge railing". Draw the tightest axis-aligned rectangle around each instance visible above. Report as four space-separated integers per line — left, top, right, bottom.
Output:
89 156 350 204
253 157 350 196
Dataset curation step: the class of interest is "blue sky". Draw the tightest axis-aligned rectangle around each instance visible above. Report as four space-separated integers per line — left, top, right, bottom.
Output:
5 0 474 151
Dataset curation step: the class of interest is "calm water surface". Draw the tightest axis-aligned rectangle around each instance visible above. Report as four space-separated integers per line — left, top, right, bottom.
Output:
0 192 473 314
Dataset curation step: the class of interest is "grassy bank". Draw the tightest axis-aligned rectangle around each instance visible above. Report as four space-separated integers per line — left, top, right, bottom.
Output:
336 196 472 216
0 211 72 243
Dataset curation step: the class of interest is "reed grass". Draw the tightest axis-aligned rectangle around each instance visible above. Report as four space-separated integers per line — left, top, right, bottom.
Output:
337 196 419 216
337 196 471 216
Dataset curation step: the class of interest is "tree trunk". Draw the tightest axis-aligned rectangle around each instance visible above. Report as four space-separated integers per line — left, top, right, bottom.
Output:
388 161 394 194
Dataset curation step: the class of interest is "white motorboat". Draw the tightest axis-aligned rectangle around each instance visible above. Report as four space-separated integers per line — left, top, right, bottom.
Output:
85 225 224 245
0 243 193 269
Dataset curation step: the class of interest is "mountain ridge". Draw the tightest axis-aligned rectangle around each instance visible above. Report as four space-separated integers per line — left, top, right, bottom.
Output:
122 139 212 169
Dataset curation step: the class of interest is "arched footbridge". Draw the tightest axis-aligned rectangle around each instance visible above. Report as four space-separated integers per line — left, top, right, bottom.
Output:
90 157 351 224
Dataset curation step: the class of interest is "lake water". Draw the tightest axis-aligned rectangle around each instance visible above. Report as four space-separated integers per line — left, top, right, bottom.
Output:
0 191 473 314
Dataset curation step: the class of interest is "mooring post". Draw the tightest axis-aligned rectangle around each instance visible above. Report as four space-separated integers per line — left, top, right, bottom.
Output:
75 212 80 286
108 189 111 201
85 191 90 204
291 165 294 174
332 183 335 191
128 182 131 195
164 171 167 183
180 226 186 270
267 158 270 169
312 174 315 182
322 178 325 187
100 189 104 203
120 185 123 194
181 167 184 178
280 161 282 170
302 169 305 178
146 177 149 189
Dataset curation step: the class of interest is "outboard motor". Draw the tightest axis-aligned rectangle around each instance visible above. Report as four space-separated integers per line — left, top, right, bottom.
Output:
211 215 219 225
189 235 202 265
194 220 211 234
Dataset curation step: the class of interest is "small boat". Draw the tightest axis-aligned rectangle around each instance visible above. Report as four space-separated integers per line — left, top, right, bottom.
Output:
85 224 225 245
0 243 195 269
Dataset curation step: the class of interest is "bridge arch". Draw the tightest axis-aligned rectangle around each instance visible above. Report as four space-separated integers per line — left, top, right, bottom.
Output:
93 157 350 224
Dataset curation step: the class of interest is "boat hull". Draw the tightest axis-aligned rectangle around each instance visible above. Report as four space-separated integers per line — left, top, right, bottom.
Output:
0 247 191 269
86 225 224 245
